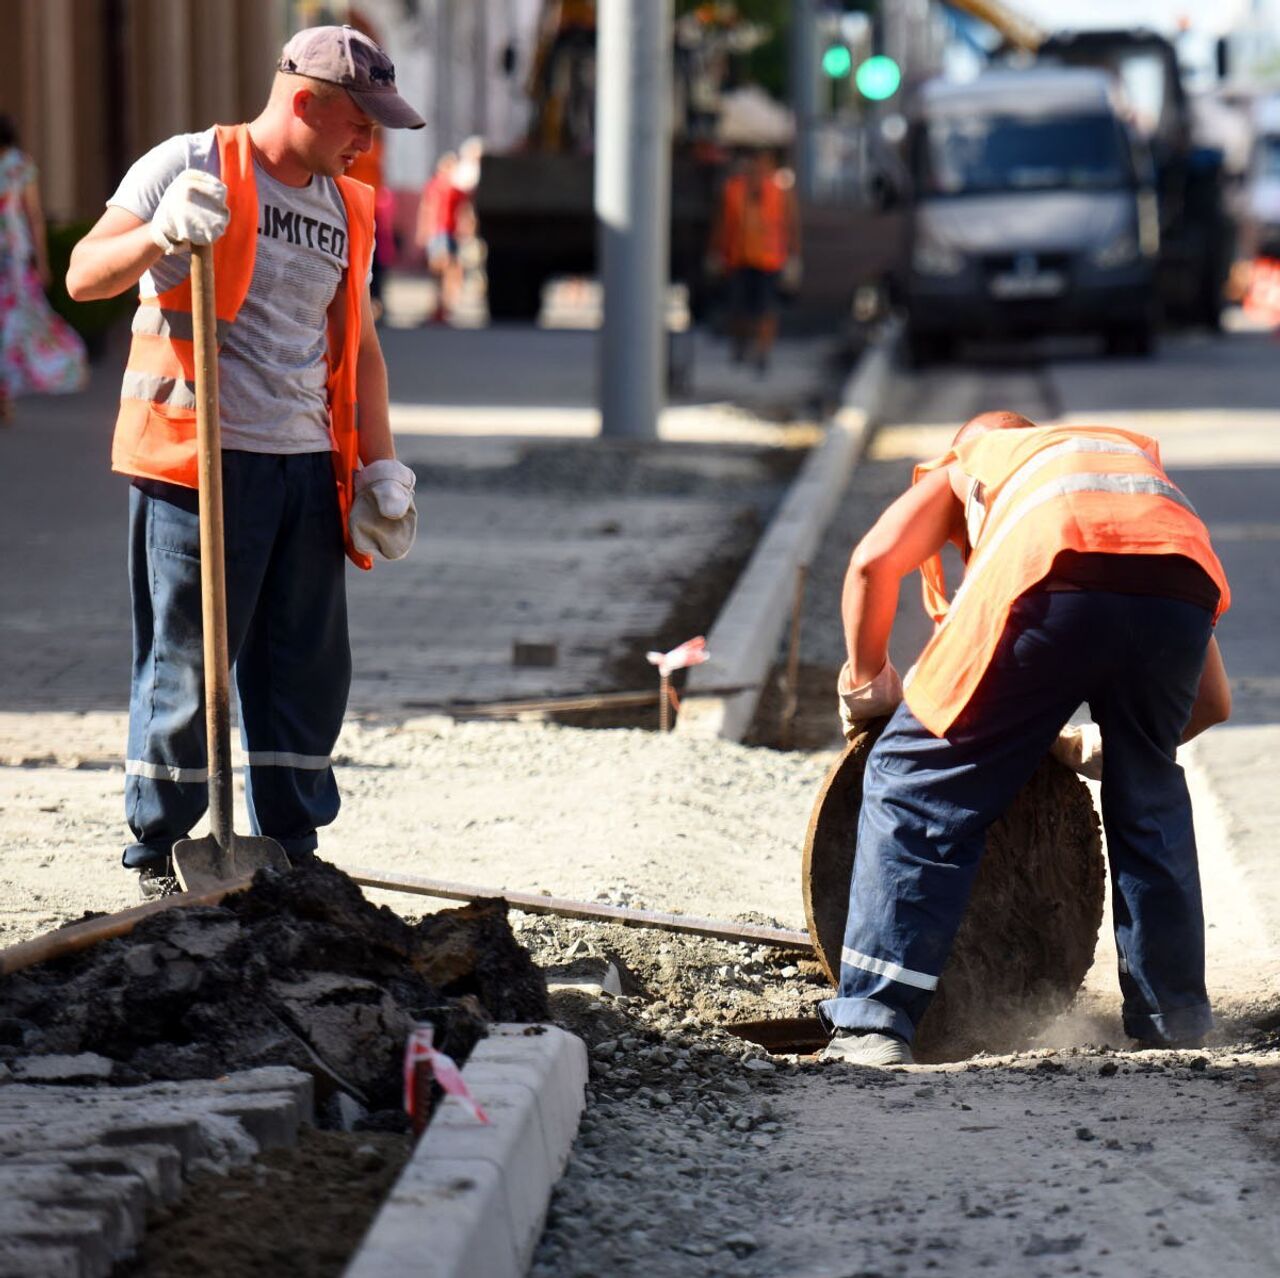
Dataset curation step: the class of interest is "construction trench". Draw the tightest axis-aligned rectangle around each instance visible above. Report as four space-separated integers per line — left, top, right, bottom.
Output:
3 729 1278 1277
4 334 1280 1275
3 847 1279 1276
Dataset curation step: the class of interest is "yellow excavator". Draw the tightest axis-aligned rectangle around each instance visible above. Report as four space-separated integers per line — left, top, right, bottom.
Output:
947 0 1043 52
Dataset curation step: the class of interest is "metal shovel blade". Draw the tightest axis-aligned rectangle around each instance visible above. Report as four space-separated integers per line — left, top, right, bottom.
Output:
172 831 291 896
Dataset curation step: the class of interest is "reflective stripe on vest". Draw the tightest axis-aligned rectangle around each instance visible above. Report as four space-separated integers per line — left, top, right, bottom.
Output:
951 472 1197 619
131 302 233 345
903 426 1230 737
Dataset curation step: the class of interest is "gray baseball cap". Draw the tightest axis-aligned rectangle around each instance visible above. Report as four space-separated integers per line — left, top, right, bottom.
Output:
278 25 425 130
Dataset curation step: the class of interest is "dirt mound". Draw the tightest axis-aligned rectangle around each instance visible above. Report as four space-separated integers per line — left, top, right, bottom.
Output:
0 862 548 1115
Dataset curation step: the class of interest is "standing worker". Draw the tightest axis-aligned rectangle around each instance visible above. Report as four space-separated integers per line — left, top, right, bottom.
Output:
65 26 425 897
709 147 800 375
823 411 1232 1066
344 125 388 322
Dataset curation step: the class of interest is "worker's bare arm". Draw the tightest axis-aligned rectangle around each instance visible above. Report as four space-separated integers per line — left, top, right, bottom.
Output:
1181 635 1231 743
842 467 962 683
354 283 395 465
65 207 165 302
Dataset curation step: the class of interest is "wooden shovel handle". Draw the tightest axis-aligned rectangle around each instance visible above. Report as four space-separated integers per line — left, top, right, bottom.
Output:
190 244 233 854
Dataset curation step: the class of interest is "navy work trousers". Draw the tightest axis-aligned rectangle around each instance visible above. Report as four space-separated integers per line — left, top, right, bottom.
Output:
820 588 1215 1049
123 451 350 870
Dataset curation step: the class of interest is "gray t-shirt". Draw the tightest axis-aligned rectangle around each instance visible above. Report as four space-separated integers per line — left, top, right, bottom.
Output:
109 128 352 454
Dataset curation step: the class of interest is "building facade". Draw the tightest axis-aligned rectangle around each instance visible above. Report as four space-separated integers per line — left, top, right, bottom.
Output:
0 0 289 224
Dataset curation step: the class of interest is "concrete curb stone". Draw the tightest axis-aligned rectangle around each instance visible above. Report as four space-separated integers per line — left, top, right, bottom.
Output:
676 316 903 741
345 1024 588 1278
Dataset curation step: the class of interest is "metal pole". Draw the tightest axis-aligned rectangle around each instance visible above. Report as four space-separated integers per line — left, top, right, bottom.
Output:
790 0 819 202
595 0 672 440
346 866 815 951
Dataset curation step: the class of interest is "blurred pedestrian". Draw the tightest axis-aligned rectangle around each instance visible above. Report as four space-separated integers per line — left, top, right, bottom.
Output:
0 115 87 422
709 147 800 375
416 151 469 323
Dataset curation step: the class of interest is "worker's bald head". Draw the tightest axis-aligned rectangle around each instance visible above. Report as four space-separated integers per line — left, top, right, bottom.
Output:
953 411 1037 446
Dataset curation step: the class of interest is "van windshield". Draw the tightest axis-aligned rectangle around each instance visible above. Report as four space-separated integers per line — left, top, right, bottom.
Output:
918 113 1133 196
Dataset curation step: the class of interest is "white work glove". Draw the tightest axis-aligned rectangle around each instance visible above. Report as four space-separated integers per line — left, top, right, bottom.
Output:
837 659 903 741
349 459 418 561
1051 722 1103 781
781 256 803 293
149 170 230 255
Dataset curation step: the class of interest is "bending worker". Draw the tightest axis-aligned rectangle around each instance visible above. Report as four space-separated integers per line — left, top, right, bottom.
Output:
823 411 1231 1066
66 26 424 897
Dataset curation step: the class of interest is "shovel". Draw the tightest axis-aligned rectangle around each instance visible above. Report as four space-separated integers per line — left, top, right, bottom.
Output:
172 243 291 893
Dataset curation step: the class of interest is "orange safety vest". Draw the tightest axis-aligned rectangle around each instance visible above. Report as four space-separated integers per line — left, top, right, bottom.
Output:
903 425 1231 737
111 123 377 571
718 172 789 272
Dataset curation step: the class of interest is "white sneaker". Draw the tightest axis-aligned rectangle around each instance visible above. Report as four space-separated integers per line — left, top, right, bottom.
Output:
820 1030 914 1066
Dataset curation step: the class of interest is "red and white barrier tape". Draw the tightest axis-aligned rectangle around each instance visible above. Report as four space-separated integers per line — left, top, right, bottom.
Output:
403 1024 490 1124
646 635 710 679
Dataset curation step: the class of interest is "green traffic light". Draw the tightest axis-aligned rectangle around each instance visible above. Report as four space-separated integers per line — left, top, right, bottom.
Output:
855 55 901 101
822 44 853 79
855 55 906 101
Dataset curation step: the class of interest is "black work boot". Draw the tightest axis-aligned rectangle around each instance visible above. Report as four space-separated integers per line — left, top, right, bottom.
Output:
136 863 180 901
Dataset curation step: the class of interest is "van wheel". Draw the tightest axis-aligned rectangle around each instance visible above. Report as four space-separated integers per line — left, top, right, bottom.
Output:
906 329 952 368
1103 325 1156 358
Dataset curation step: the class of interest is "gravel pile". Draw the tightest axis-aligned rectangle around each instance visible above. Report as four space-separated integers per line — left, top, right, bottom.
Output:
517 915 899 1276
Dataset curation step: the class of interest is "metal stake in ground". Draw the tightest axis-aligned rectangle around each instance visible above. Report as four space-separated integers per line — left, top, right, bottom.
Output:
646 636 709 732
171 243 290 893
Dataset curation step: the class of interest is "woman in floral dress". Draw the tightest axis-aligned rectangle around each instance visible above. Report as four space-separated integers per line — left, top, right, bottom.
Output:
0 115 87 421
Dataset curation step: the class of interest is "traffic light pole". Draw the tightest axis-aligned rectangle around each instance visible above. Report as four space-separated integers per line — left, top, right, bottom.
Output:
790 0 819 202
595 0 673 440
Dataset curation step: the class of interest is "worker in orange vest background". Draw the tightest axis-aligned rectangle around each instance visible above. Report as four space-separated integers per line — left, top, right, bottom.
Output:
709 147 801 375
821 411 1232 1067
64 26 424 899
345 127 391 322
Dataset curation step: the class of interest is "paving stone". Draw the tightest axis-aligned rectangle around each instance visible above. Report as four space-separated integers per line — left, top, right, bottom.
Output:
9 1053 116 1083
6 1142 183 1206
204 1091 309 1150
0 1242 82 1278
0 1066 314 1274
0 1201 115 1277
0 1165 144 1250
